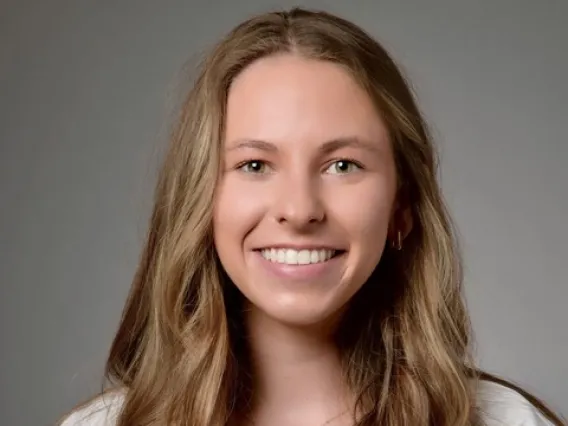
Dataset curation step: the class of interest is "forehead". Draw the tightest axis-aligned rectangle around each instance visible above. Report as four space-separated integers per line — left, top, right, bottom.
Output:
224 54 390 149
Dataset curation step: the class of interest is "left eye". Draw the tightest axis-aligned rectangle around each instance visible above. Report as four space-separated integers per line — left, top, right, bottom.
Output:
325 160 361 175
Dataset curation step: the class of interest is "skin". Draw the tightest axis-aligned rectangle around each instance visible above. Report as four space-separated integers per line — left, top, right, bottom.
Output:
213 54 409 426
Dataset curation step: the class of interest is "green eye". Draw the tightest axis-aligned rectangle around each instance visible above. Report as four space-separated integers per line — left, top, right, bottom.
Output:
326 160 361 174
240 160 267 174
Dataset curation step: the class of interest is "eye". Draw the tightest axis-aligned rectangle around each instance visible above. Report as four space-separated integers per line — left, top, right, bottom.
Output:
238 160 269 174
325 159 362 175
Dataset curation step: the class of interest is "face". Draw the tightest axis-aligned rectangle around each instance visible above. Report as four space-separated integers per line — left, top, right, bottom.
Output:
213 54 399 327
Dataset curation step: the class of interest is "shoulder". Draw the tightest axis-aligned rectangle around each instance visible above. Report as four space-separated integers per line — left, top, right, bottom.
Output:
58 381 559 425
59 389 126 426
477 380 557 426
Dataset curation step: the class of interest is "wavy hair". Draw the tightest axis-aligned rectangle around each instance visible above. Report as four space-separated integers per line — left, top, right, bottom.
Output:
97 8 564 426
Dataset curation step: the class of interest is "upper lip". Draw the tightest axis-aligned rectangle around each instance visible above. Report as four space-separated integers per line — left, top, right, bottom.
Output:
254 244 345 251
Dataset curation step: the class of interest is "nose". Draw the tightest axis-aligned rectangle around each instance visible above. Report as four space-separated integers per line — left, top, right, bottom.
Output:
272 173 325 229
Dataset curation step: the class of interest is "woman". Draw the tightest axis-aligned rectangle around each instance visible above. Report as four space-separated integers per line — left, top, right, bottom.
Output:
60 7 565 426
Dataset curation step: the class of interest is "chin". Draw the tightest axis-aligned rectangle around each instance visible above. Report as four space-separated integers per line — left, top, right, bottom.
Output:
249 295 347 330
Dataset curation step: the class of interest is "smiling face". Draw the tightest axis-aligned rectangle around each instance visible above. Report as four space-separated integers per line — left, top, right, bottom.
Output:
213 54 399 327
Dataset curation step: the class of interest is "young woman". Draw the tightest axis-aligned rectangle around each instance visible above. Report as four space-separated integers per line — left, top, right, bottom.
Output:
60 7 565 426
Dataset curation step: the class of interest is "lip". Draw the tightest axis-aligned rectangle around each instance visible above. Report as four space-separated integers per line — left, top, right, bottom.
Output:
252 249 346 282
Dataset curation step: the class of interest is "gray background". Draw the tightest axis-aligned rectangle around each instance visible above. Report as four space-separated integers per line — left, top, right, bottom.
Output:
1 0 566 424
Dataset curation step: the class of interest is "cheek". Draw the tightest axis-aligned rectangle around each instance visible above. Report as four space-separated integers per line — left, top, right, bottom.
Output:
329 177 395 290
330 179 395 244
213 177 265 255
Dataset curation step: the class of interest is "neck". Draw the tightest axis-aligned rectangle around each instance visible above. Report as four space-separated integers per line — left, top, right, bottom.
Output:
241 305 353 426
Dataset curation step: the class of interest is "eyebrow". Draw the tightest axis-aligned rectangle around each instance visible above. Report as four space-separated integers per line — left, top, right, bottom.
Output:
226 136 383 155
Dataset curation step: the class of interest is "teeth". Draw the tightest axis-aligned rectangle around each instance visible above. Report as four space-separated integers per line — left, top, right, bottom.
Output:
260 248 336 265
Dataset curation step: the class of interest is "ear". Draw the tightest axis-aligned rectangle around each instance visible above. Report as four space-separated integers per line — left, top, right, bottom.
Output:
398 206 413 240
388 198 413 242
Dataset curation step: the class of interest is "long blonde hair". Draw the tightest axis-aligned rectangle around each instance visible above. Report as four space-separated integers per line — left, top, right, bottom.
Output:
100 7 563 426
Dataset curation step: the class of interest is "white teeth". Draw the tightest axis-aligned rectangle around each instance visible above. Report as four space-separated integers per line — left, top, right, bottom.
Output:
297 250 311 265
285 249 297 265
260 248 337 265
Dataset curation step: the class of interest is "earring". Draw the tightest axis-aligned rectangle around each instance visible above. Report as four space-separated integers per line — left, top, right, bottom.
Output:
391 230 403 251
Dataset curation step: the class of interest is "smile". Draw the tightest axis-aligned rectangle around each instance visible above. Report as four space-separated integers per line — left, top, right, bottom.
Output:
259 248 342 265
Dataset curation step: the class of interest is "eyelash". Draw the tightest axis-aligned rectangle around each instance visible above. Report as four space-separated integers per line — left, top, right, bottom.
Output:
235 159 271 174
326 158 364 174
235 158 364 174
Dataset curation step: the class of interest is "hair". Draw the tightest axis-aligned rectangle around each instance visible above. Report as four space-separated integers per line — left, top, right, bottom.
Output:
76 7 563 426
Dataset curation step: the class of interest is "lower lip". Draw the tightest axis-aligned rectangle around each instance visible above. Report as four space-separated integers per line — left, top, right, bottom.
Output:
253 250 345 281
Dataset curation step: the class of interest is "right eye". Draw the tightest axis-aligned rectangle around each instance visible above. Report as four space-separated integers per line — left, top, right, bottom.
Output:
237 160 269 174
